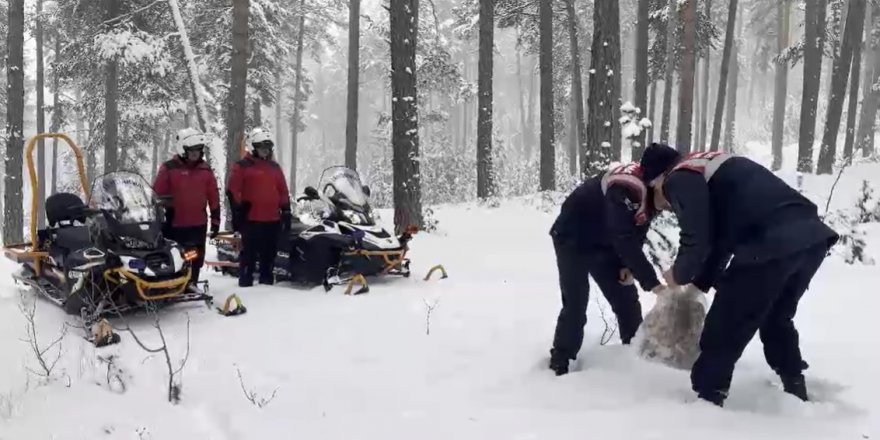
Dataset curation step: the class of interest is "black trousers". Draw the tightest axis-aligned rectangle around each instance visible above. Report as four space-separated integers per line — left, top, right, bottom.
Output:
691 242 828 400
551 239 643 360
240 221 281 284
166 225 207 284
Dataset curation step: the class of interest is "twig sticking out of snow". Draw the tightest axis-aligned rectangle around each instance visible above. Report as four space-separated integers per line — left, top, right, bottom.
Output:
18 294 68 382
235 366 279 409
112 304 191 404
97 355 127 394
423 297 440 335
595 296 618 346
825 162 850 215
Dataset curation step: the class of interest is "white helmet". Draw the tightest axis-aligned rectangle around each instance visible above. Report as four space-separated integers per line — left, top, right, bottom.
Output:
176 127 208 153
247 127 274 148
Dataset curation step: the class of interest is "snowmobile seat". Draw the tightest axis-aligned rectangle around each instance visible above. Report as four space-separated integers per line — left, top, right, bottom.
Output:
289 222 311 236
44 193 93 260
53 227 93 253
46 192 88 228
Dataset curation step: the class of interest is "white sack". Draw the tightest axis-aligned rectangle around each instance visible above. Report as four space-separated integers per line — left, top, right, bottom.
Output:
634 285 707 370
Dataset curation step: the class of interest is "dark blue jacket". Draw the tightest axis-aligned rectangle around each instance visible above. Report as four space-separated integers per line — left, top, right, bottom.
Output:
551 176 660 291
663 156 839 290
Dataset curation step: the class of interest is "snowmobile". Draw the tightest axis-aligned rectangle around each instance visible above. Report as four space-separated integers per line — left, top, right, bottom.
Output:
4 134 211 330
210 166 416 293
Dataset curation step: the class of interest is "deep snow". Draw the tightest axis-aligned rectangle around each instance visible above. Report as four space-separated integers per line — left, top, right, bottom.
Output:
0 147 878 439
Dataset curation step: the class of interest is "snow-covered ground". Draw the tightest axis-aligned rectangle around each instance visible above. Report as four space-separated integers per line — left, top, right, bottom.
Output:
1 147 878 439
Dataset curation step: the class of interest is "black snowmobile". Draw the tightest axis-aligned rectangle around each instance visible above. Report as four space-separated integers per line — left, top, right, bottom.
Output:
210 166 416 293
8 170 211 323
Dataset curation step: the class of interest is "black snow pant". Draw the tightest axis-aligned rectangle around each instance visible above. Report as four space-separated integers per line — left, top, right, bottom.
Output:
550 238 643 361
690 241 828 402
240 221 281 286
165 225 207 284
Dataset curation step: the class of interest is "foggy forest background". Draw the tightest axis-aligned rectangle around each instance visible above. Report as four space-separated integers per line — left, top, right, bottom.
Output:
1 0 879 243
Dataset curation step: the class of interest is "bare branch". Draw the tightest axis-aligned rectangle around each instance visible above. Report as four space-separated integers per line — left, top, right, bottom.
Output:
423 297 440 335
101 0 165 27
825 162 850 215
18 295 68 380
236 366 279 408
595 296 618 346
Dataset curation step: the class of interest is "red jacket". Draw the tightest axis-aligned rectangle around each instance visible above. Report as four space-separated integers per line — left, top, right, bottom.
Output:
152 157 220 228
227 154 290 222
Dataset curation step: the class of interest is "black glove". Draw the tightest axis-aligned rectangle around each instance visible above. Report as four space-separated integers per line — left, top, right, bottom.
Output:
281 209 292 234
210 223 220 239
231 202 251 233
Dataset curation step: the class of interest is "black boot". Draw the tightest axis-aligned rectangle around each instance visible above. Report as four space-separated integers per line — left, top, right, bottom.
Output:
781 374 809 401
549 348 570 376
696 391 726 407
549 357 569 376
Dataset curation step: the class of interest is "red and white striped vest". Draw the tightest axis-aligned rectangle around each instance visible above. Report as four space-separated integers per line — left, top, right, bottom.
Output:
600 163 649 226
670 151 734 181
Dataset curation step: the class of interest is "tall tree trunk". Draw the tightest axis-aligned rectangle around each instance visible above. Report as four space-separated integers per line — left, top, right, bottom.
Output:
660 0 678 143
710 0 739 151
798 0 828 172
345 0 361 170
151 127 160 180
104 0 120 174
676 0 697 152
290 0 305 193
390 0 423 232
647 79 658 143
817 0 866 174
226 0 249 180
633 0 650 159
4 0 25 245
526 55 537 159
477 0 495 198
565 0 587 177
567 100 577 176
842 7 865 164
86 120 96 185
587 0 622 170
51 34 61 195
252 98 262 126
462 57 471 154
75 88 84 149
516 41 528 154
723 17 741 153
856 3 879 156
539 0 555 190
168 0 210 142
274 71 284 166
772 0 791 170
697 0 712 151
35 0 46 227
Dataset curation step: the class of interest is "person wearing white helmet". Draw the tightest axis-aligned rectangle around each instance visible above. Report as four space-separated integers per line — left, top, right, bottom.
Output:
226 127 291 287
152 127 220 289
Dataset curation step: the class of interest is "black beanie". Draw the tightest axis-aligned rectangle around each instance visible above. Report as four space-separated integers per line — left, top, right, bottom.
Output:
640 143 682 184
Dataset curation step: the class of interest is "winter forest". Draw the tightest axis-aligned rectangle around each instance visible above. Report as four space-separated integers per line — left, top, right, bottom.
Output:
1 0 880 437
1 0 879 238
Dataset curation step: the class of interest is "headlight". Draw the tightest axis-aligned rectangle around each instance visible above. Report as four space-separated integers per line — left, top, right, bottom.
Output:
120 236 151 249
342 209 362 225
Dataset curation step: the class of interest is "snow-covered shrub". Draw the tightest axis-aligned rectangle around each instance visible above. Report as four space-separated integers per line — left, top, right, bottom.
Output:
855 180 879 224
823 209 875 265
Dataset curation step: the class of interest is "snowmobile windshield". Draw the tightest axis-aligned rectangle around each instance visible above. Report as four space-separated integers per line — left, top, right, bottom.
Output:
89 172 159 225
88 172 164 249
319 166 369 210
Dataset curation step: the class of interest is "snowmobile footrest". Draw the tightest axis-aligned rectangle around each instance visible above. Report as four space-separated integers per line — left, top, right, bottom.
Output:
344 274 369 295
218 294 247 316
424 264 448 281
